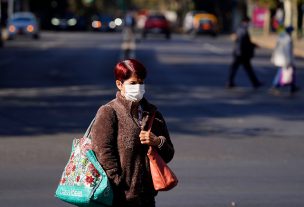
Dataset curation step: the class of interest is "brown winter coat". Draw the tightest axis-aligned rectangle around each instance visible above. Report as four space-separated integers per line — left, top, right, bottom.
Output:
91 92 175 207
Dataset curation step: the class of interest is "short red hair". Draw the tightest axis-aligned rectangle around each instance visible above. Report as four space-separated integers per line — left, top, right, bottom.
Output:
114 59 147 82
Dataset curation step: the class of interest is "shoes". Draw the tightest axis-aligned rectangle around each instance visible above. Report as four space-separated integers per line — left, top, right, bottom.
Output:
290 86 301 94
268 87 281 95
253 82 264 89
225 83 236 89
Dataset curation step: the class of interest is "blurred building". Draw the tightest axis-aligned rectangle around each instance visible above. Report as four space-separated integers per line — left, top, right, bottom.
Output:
246 0 304 37
0 0 33 23
6 0 295 35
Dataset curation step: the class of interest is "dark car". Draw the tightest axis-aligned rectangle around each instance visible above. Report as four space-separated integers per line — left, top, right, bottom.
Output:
0 25 3 47
7 12 40 40
51 13 86 31
90 14 117 32
142 14 171 39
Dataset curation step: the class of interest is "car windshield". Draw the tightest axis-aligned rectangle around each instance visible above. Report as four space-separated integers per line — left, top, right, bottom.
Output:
12 17 32 22
199 19 212 23
149 15 166 20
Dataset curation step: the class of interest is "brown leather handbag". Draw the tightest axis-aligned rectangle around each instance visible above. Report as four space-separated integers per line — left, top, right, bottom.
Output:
146 112 178 191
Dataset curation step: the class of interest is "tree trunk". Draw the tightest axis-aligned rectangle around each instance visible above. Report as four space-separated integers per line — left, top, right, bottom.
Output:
263 9 271 36
284 0 299 39
284 0 291 26
292 0 298 38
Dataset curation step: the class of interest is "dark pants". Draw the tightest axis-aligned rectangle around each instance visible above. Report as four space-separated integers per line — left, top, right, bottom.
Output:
112 201 155 207
112 196 156 207
228 56 261 88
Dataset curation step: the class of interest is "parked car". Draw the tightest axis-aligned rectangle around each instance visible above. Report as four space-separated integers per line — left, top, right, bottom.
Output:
7 12 40 40
183 11 219 36
142 13 171 39
51 13 86 31
0 25 3 47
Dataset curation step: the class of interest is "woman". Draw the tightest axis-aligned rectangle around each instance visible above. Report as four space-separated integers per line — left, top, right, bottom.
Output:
91 59 175 207
270 26 300 94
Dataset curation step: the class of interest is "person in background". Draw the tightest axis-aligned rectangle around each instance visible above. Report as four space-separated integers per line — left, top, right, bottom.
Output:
91 59 175 207
124 11 136 32
121 11 137 59
226 16 263 89
270 26 300 95
0 23 3 48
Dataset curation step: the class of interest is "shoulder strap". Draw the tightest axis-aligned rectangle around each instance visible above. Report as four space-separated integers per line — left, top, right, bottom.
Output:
84 117 96 138
84 103 116 138
147 111 156 133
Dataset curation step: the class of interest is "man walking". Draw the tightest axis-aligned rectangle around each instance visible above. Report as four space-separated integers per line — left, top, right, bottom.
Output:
227 16 262 89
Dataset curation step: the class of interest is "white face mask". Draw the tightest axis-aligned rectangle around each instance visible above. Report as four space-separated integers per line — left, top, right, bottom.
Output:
124 84 145 102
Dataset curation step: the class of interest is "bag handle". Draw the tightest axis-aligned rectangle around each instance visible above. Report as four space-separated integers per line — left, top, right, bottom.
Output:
84 104 115 138
147 111 156 154
84 117 96 138
147 111 156 132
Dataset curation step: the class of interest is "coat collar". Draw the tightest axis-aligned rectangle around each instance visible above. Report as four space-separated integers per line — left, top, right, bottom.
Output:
115 91 157 130
115 91 157 111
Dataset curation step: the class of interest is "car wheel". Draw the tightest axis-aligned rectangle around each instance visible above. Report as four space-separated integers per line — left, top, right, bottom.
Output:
211 32 217 38
165 32 171 39
7 35 14 40
142 32 147 39
33 34 40 40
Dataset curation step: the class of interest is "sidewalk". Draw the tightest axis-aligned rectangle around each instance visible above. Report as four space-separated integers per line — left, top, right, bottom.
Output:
252 34 304 58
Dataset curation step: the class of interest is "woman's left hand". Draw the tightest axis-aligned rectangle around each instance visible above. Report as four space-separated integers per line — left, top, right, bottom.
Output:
139 130 160 146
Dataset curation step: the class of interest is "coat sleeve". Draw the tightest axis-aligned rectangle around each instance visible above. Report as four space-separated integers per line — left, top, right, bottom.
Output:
153 111 175 163
91 105 122 186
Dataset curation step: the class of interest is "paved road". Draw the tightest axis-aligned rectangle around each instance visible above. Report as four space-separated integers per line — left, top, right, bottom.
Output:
0 32 304 207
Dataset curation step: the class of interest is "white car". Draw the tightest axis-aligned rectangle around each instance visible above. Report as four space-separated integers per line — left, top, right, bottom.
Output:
7 12 40 40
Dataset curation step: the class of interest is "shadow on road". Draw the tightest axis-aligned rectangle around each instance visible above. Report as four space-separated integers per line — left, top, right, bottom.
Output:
0 35 303 139
0 43 120 137
136 44 304 140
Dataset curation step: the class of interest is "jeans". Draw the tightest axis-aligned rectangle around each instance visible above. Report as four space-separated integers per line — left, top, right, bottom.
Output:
228 56 261 87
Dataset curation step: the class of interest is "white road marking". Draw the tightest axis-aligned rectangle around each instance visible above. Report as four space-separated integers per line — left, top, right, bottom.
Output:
202 43 230 54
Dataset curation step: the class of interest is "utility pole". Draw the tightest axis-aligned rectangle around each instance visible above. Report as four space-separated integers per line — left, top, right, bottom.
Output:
292 0 298 37
8 0 14 19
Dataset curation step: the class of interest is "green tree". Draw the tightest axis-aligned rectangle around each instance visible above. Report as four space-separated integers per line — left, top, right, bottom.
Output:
68 0 118 15
250 0 277 8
